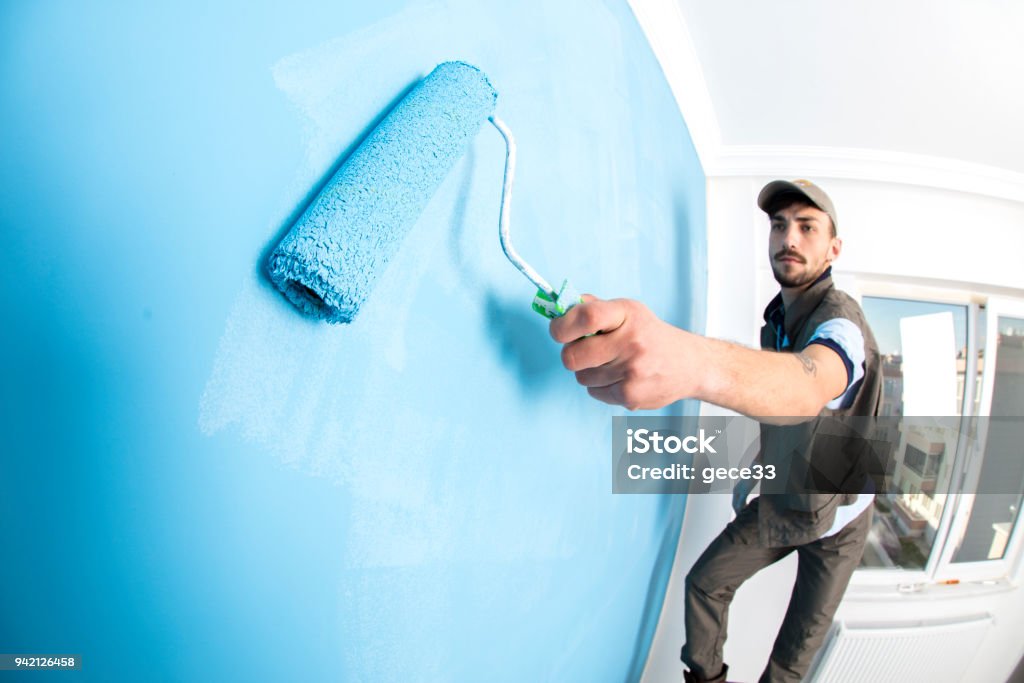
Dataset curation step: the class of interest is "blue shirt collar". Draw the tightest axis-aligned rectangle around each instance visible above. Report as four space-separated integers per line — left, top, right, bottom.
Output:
763 266 833 349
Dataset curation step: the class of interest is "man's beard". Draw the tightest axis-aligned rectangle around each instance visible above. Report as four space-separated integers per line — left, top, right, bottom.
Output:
772 252 825 288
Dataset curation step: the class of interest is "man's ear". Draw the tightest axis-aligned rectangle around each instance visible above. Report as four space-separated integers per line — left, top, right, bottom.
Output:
828 236 843 262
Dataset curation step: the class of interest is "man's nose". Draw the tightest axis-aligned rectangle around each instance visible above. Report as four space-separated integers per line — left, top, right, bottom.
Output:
778 223 794 249
781 223 802 249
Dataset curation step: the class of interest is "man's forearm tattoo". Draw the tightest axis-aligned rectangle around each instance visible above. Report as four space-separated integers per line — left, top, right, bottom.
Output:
794 352 818 377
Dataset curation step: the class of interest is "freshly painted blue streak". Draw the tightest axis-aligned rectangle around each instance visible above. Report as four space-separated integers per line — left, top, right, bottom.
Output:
268 61 497 323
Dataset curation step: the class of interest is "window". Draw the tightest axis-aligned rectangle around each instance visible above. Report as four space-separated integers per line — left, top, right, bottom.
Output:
849 292 1024 584
858 297 968 570
949 313 1024 564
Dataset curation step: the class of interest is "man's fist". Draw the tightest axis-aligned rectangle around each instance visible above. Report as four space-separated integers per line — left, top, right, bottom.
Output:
549 296 702 410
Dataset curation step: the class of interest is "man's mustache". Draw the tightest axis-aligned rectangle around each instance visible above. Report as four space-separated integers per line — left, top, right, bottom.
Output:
774 250 805 263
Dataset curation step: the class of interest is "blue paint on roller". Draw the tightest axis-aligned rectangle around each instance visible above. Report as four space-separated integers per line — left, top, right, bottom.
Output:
267 61 498 323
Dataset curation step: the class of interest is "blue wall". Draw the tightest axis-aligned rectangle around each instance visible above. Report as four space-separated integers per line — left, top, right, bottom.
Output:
0 1 705 681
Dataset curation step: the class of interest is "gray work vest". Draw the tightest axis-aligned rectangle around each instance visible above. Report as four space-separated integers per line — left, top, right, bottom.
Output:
756 270 884 546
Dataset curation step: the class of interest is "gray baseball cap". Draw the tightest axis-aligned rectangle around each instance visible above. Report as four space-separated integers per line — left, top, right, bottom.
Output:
757 179 839 233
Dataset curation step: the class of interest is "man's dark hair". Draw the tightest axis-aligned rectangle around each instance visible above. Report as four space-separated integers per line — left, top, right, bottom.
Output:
767 193 836 237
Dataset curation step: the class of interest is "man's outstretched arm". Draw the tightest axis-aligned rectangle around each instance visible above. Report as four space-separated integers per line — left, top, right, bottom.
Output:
550 296 849 423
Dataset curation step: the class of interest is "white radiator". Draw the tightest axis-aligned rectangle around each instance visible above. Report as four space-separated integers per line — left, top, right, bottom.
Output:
806 613 993 683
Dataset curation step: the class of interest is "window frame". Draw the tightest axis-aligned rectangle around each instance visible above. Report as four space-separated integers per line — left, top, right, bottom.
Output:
932 297 1024 582
839 278 1024 588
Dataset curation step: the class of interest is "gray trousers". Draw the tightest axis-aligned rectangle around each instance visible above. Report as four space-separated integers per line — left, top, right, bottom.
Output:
680 497 872 683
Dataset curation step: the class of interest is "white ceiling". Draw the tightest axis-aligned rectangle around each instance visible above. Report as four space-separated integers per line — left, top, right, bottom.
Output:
675 0 1024 175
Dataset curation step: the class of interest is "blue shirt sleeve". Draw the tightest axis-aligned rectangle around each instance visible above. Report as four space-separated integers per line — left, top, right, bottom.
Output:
805 318 865 409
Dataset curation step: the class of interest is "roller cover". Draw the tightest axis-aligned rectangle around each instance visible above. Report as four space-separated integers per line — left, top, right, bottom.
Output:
267 61 498 323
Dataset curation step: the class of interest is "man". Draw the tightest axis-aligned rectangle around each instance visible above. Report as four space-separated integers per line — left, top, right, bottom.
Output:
550 180 882 683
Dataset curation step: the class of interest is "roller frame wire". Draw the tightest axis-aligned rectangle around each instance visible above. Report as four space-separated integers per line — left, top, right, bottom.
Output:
489 115 557 299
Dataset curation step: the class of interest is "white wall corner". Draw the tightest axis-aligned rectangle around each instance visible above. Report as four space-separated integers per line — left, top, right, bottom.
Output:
627 1 1024 206
714 144 1024 205
625 0 722 170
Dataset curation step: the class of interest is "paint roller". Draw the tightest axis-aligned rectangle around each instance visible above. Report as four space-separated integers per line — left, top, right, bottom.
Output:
267 60 582 324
